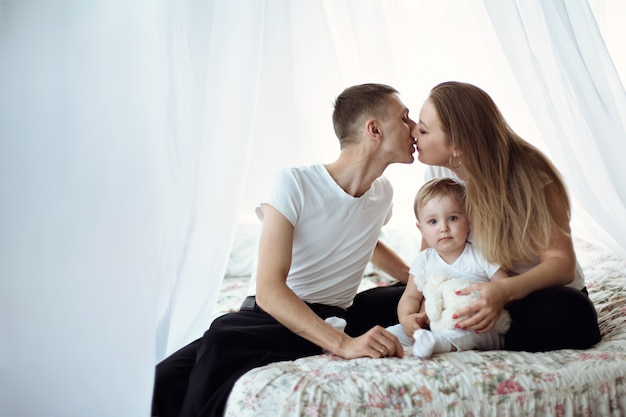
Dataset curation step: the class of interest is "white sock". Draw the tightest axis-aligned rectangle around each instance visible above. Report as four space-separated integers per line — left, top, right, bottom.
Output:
438 328 503 352
325 316 347 332
412 329 453 358
385 324 413 346
322 317 348 354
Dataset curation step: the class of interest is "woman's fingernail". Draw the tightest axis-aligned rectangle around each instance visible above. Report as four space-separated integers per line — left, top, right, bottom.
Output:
452 314 458 319
454 290 461 295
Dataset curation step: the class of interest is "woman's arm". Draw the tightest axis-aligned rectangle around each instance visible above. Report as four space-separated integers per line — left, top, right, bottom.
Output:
453 183 577 332
490 268 509 282
498 182 577 299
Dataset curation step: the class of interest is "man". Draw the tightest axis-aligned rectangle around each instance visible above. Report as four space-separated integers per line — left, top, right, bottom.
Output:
152 83 417 417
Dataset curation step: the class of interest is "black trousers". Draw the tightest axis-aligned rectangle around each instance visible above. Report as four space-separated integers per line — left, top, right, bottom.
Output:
504 286 601 351
151 284 406 417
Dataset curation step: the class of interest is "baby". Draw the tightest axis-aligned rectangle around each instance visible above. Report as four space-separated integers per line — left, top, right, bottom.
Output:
386 178 510 357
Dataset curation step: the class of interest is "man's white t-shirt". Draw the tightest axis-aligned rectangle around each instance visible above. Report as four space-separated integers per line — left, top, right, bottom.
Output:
247 164 393 309
424 165 585 290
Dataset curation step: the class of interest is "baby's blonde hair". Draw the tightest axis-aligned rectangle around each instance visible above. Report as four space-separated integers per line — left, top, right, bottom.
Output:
414 177 466 221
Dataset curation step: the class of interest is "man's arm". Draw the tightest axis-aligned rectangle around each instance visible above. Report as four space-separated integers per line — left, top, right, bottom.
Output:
370 240 409 283
255 205 403 358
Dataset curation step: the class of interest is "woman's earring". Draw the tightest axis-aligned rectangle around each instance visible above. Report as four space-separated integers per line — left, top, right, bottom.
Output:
449 154 462 169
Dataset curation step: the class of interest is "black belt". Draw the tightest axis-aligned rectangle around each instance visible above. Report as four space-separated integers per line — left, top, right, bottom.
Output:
240 295 346 318
240 295 262 311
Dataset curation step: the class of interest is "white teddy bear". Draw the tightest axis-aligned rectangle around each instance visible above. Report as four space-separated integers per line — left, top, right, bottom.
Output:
416 271 511 334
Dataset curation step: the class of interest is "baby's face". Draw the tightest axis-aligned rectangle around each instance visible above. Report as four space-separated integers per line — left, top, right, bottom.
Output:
417 195 469 260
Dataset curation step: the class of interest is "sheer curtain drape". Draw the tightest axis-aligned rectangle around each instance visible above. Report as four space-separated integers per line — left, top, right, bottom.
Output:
153 0 264 362
1 2 165 416
483 0 626 254
1 1 625 416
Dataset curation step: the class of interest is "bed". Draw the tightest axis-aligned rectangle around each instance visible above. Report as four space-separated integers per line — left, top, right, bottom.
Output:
214 224 626 416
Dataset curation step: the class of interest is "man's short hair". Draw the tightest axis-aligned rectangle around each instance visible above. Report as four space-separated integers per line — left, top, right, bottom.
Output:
332 83 398 147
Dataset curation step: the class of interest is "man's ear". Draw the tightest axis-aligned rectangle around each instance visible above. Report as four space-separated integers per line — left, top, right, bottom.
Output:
366 119 381 139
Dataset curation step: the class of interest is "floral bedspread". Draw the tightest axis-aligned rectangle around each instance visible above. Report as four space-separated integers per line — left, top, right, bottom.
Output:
221 239 626 416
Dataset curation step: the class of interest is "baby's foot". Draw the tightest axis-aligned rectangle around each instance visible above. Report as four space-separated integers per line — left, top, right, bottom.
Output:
325 316 347 332
412 329 453 358
321 317 348 354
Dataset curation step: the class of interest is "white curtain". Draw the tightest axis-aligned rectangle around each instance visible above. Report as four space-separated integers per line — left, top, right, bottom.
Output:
153 0 265 363
0 2 164 416
483 0 626 254
1 1 624 416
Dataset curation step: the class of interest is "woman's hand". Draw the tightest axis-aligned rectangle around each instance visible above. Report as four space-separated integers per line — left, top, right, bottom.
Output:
453 281 509 333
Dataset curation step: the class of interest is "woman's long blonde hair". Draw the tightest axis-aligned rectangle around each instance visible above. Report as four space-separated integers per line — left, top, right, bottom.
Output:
428 81 570 271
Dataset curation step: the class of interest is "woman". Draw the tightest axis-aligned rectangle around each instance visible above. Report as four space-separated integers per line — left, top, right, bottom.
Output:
413 81 601 351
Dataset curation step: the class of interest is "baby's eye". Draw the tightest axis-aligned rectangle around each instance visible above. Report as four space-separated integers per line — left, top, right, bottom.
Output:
427 219 437 225
449 215 458 222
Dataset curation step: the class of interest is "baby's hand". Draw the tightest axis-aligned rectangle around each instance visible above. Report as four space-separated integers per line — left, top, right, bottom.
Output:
400 312 429 342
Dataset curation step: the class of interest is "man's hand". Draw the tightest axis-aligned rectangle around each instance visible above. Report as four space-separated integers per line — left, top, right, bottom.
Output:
336 326 404 359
